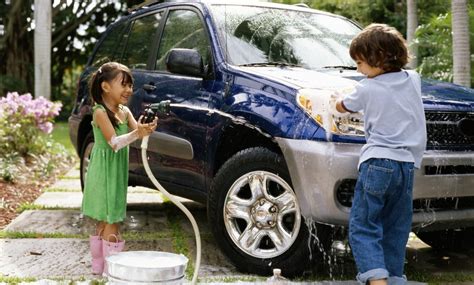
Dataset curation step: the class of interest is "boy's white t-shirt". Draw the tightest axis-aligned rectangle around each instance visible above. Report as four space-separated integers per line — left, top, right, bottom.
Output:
342 70 427 169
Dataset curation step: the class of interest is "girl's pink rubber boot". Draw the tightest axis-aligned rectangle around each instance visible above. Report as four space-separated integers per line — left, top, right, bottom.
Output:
102 234 125 276
89 234 104 275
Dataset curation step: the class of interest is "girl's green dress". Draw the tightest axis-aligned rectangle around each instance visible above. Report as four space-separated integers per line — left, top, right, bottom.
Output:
82 104 129 224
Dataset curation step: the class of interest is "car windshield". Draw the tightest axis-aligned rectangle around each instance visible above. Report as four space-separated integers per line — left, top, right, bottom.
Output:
210 4 360 70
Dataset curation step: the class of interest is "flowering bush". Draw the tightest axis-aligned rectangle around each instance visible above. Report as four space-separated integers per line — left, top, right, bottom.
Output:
0 92 72 182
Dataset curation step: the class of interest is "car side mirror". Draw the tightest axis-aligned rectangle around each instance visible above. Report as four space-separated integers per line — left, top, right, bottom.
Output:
166 48 204 78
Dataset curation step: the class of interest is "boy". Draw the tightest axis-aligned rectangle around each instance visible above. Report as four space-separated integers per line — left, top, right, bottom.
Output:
333 24 427 285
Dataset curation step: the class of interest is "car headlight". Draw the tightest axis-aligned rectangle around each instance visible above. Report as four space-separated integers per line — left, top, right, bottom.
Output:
296 88 365 138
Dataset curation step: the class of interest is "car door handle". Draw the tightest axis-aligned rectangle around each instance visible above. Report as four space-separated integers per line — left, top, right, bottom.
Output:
143 84 156 92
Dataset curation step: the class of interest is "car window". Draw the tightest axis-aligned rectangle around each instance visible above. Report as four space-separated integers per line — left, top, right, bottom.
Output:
155 9 210 71
121 12 163 70
92 21 129 67
210 5 360 69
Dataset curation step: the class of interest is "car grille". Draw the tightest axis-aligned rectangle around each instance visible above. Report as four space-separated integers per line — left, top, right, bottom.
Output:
335 180 474 211
425 111 474 150
413 197 474 213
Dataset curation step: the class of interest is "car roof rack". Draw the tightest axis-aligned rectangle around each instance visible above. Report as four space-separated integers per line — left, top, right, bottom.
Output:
293 3 309 8
128 0 192 13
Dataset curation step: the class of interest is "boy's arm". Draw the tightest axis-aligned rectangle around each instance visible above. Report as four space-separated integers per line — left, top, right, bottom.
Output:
335 100 347 113
330 96 353 117
336 100 354 113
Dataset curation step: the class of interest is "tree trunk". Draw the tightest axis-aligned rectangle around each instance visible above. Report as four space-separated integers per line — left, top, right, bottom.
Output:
34 0 52 99
2 0 34 94
452 0 471 87
406 0 418 69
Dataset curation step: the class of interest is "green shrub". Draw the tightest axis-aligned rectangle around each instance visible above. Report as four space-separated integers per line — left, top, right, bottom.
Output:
0 92 74 182
416 9 474 86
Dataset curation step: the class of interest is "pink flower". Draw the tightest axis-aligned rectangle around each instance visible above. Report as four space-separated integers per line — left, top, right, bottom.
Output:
1 92 62 133
38 122 53 134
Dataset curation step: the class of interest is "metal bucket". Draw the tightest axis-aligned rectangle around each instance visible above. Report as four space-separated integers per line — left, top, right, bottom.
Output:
105 251 188 284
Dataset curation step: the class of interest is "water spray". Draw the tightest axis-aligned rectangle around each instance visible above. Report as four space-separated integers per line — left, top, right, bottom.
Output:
138 100 281 284
140 100 201 285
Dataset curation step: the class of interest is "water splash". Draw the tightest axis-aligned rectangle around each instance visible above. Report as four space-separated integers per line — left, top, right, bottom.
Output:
304 217 339 279
169 103 274 140
304 217 357 279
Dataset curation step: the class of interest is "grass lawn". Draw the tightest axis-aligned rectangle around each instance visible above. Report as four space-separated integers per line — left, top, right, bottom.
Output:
51 121 75 154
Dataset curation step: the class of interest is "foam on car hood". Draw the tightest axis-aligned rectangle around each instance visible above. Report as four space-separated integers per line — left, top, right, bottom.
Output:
238 66 357 91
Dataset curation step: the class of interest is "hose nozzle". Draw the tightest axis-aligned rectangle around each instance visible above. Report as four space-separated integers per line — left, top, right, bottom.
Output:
142 100 171 123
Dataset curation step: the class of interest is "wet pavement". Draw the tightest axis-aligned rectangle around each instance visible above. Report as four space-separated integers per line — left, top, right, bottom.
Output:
1 166 474 284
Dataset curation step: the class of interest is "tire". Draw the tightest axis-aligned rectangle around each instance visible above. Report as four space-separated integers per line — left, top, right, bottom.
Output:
416 228 474 251
80 132 94 191
207 147 324 277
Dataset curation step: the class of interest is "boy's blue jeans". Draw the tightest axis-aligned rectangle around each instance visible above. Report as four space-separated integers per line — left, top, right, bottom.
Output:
349 158 414 285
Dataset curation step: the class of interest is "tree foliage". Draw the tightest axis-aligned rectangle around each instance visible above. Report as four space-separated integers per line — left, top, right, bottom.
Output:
277 0 451 36
275 0 472 85
0 0 34 94
0 0 141 118
416 8 474 86
0 0 472 120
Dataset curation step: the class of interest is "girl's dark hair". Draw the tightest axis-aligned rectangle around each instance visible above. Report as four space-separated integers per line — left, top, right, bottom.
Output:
89 62 134 129
349 23 409 72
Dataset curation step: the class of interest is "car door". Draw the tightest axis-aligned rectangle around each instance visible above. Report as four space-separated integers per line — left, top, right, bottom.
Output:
128 7 215 194
117 10 165 173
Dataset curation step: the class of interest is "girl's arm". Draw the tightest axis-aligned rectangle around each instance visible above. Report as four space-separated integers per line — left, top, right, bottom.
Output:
94 108 156 152
126 106 139 130
94 108 120 143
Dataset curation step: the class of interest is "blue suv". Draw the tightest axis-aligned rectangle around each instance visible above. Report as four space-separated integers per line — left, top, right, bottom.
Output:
69 0 474 276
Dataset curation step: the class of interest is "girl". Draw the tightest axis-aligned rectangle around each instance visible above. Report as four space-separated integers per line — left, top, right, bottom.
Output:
82 62 158 275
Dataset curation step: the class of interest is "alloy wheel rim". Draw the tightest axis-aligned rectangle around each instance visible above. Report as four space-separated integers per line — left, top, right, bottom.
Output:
223 171 301 258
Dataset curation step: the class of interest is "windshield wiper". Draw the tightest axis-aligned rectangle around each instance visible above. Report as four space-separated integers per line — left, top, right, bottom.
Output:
322 65 357 70
240 62 302 68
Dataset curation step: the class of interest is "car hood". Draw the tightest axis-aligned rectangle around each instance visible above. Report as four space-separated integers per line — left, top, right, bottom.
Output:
419 79 474 111
239 66 358 90
239 66 474 111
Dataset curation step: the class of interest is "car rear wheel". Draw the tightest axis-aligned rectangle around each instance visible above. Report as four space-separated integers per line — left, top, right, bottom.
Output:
207 147 324 277
80 132 94 191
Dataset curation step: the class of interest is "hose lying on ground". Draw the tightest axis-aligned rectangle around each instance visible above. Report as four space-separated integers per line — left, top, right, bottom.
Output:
141 135 201 285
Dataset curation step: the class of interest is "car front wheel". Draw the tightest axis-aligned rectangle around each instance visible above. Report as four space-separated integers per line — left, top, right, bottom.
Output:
208 147 320 277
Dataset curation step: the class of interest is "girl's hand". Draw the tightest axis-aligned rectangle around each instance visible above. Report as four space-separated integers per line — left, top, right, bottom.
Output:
147 117 159 132
136 115 158 138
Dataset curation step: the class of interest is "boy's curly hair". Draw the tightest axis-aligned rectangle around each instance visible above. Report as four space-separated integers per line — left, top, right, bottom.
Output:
350 23 409 72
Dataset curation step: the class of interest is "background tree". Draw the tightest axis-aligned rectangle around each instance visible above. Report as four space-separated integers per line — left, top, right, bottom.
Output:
0 0 34 94
407 0 418 68
0 0 472 121
452 0 471 87
417 7 474 86
276 0 471 86
0 0 141 118
35 0 52 99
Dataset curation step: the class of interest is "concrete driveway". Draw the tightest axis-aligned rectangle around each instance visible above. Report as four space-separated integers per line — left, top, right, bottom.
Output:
1 166 473 284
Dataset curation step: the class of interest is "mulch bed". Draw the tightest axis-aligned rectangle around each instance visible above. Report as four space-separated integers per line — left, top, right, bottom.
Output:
0 180 54 230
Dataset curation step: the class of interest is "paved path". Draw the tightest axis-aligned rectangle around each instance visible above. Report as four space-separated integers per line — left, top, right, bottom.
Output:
1 166 473 284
